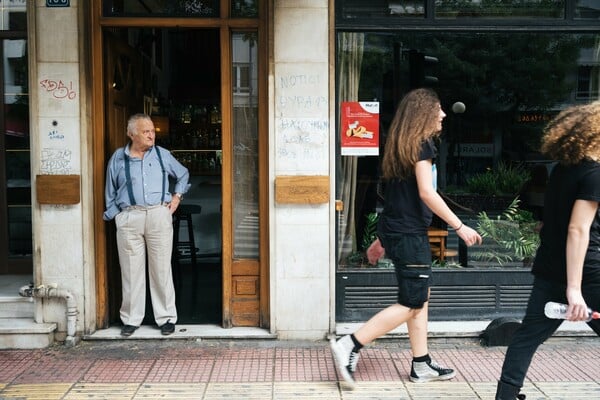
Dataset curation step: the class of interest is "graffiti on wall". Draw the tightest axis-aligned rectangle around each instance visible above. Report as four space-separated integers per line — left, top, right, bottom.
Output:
276 73 328 165
40 79 77 100
41 148 72 174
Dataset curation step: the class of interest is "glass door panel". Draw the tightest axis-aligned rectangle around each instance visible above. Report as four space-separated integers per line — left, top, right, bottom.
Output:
2 37 31 268
231 31 258 259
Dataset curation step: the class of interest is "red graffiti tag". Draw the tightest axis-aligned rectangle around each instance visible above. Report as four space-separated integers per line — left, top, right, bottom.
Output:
40 79 77 100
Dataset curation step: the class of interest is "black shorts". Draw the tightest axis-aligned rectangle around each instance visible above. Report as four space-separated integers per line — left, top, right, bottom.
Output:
379 232 432 309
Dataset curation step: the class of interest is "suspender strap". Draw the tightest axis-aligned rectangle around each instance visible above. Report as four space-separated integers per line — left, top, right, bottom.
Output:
155 146 166 204
124 150 136 206
123 146 167 206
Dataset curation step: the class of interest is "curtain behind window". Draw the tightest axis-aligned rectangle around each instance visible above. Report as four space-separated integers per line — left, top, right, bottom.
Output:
337 32 364 262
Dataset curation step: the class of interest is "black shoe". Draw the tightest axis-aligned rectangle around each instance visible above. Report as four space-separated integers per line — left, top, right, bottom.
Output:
120 325 138 337
160 320 175 335
495 380 526 400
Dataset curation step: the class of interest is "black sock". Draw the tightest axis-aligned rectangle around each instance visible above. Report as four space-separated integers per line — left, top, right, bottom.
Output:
413 354 431 363
350 334 363 352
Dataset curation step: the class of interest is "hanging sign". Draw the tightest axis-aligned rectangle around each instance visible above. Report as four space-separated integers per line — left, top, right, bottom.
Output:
340 101 379 156
46 0 70 7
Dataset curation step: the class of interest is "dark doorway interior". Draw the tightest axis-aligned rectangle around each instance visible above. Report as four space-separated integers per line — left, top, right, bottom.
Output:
105 28 223 326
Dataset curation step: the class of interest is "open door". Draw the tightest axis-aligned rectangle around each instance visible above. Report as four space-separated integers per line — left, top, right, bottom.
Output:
102 31 143 324
92 3 268 330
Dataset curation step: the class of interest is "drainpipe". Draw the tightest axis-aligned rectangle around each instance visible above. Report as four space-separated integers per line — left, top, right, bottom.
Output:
19 283 78 346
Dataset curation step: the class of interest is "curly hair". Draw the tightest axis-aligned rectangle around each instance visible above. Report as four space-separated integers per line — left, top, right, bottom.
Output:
541 100 600 164
382 88 442 180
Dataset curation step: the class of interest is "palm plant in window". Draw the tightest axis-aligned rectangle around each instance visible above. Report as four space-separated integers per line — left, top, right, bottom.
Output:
472 197 540 266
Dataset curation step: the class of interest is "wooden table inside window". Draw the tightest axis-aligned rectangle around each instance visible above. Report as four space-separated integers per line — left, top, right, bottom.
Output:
428 227 448 261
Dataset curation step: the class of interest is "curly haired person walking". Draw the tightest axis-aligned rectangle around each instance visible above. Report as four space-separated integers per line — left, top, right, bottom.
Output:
495 101 600 400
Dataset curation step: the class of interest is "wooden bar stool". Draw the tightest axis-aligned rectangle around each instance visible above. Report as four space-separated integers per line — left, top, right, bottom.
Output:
172 204 202 294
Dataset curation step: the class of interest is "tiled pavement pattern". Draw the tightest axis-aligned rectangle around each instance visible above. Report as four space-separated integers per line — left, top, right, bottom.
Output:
0 338 598 399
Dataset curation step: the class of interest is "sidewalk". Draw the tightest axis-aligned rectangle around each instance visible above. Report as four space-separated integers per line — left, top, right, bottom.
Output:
0 336 598 399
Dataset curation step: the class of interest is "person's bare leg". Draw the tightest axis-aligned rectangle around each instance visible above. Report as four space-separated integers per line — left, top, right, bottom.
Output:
405 301 456 383
406 301 429 357
354 303 414 345
331 303 414 388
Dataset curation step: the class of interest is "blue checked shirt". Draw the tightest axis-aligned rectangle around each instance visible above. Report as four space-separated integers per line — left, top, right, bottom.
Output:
103 145 190 221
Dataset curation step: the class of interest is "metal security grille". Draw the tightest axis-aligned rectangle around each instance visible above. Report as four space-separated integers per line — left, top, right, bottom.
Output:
336 271 533 322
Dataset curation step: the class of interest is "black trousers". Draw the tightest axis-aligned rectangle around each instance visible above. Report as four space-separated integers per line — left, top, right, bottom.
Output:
499 277 600 388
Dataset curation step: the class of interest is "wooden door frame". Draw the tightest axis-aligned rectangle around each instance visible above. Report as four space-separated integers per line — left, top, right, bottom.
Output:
89 1 269 329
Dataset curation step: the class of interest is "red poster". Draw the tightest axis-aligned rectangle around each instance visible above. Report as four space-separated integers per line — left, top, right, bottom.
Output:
340 101 379 156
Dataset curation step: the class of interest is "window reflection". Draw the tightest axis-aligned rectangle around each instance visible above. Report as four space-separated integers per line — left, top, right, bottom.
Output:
339 0 585 20
0 0 26 31
388 1 424 17
231 0 258 18
2 36 30 260
435 0 565 19
336 31 600 269
575 0 600 19
103 0 219 17
232 32 259 259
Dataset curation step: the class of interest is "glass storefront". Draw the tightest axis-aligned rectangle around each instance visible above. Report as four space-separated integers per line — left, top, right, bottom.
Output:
335 2 600 321
338 1 600 20
336 2 600 272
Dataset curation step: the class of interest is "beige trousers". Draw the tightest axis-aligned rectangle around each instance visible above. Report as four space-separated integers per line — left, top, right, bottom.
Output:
115 205 177 326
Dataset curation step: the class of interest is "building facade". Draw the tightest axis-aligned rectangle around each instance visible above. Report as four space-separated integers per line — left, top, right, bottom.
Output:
0 0 599 347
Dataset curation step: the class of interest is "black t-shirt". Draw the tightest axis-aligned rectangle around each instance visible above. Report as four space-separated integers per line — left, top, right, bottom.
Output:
532 160 600 285
378 139 436 236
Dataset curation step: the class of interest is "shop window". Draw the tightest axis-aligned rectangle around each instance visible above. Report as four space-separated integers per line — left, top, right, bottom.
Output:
337 0 583 22
336 31 600 270
389 1 425 16
435 0 565 19
1 0 26 31
103 0 220 17
575 0 600 19
576 65 600 99
339 0 425 19
2 36 31 267
231 0 258 18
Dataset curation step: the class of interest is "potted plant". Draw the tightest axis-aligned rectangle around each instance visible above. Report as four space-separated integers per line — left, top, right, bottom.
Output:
470 197 540 267
444 161 531 213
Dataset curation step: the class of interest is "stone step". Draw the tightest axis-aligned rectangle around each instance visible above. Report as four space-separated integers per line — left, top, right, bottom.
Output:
0 296 34 318
0 318 56 349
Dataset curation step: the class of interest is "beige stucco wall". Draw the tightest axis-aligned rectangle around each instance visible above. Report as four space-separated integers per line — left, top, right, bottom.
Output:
270 0 334 339
30 0 94 338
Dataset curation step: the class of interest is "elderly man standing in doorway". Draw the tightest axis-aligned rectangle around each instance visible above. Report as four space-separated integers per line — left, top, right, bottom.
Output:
103 113 190 337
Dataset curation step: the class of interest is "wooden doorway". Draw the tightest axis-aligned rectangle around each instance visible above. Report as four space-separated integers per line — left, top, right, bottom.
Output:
91 3 269 330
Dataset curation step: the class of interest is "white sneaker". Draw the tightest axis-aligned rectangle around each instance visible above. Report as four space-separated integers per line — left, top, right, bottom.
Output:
330 335 356 389
410 359 456 383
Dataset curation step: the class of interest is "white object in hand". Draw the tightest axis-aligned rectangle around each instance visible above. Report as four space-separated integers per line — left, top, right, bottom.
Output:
544 301 598 322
